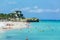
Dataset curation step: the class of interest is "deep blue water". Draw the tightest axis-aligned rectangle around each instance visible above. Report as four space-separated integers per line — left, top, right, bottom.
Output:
0 21 60 40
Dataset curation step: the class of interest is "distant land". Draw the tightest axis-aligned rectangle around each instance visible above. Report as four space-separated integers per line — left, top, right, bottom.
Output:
0 11 39 22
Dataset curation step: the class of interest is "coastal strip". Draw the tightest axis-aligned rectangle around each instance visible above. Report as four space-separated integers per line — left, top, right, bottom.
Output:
0 22 30 32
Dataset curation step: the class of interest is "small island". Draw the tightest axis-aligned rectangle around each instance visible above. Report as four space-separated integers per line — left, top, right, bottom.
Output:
0 11 39 22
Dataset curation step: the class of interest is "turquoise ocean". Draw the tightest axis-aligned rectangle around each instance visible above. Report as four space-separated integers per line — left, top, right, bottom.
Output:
0 21 60 40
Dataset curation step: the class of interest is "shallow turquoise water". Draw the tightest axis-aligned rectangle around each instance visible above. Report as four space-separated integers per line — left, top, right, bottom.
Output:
0 21 60 40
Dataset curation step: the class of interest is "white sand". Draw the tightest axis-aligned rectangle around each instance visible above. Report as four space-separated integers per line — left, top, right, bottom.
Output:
0 22 30 32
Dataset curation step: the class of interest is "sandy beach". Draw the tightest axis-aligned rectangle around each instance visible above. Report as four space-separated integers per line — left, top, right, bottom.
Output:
0 22 30 32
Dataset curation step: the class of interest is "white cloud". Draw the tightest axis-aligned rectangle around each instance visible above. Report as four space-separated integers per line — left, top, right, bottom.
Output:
11 8 21 12
34 6 39 9
8 1 17 4
11 7 31 12
27 6 60 13
28 9 60 13
29 9 43 13
20 7 30 11
44 9 60 12
11 6 60 13
0 8 5 12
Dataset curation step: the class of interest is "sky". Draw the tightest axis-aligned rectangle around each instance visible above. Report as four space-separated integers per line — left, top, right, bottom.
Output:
0 0 60 20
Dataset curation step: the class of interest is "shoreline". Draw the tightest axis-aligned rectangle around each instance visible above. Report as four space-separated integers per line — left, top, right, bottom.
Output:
0 22 30 32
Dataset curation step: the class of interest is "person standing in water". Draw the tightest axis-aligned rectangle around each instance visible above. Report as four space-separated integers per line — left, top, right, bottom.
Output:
26 36 28 40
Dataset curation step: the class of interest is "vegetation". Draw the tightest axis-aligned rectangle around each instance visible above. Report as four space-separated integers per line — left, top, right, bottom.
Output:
0 11 39 22
0 13 8 18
